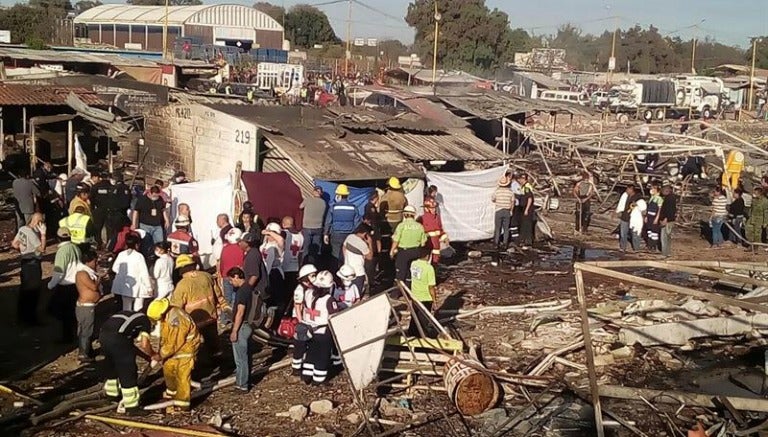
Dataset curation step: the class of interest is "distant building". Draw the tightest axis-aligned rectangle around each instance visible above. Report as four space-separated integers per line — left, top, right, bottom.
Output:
73 4 283 53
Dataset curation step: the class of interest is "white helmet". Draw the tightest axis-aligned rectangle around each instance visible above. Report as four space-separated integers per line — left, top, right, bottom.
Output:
336 264 356 281
298 264 318 279
312 270 335 289
225 227 243 244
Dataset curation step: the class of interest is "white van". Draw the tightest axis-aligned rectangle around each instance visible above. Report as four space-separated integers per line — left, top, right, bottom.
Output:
538 90 590 106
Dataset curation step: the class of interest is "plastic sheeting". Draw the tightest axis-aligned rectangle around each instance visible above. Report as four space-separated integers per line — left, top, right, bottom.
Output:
426 166 507 242
169 178 233 267
241 171 304 229
313 180 374 228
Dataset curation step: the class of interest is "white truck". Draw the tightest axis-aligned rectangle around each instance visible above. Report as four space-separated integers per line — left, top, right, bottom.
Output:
605 76 727 120
671 75 727 119
254 62 305 95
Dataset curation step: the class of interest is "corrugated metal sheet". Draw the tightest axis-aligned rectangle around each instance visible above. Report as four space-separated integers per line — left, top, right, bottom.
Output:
439 90 593 119
75 4 282 31
261 143 315 197
388 129 506 161
0 84 108 106
0 47 158 67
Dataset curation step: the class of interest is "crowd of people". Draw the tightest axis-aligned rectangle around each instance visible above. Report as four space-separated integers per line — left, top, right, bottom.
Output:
10 166 448 414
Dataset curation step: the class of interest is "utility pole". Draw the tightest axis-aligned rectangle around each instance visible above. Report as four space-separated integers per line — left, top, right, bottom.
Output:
607 15 617 86
345 0 352 76
690 36 697 75
431 0 441 95
748 38 758 112
162 0 169 60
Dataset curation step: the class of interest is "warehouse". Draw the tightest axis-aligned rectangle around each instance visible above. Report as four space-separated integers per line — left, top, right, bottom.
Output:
73 4 283 53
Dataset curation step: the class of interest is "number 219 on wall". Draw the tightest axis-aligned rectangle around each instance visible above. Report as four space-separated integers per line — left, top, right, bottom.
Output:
235 130 251 144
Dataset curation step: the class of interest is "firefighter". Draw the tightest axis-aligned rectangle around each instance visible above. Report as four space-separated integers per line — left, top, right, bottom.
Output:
147 298 202 412
419 196 448 264
170 255 224 369
98 309 157 415
323 184 359 265
59 205 95 245
68 182 92 216
390 205 427 284
292 270 340 385
90 172 112 249
166 215 199 260
379 177 407 238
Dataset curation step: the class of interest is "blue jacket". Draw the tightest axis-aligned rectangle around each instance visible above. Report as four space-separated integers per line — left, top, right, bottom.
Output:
325 199 359 234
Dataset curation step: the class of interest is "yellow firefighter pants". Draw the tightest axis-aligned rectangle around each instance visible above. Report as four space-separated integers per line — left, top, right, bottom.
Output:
163 355 195 408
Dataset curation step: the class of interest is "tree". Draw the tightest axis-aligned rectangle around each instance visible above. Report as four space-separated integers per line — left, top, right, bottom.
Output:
253 2 284 23
751 37 768 70
127 0 201 5
284 4 339 48
406 0 516 73
74 0 102 14
0 4 57 44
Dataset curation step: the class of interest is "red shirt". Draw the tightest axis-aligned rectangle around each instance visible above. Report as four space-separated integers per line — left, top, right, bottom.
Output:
219 243 245 276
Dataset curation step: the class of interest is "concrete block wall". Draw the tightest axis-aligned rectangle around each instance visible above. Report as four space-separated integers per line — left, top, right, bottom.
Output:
144 105 195 183
191 105 257 182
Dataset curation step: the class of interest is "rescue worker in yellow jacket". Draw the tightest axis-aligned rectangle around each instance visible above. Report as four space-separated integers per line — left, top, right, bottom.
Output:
170 254 224 366
68 182 92 216
147 298 201 412
59 205 96 245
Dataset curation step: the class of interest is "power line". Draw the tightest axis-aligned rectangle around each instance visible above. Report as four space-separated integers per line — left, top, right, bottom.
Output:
350 0 404 23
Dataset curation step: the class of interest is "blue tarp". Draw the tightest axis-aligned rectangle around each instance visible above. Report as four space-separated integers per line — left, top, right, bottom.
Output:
313 180 374 228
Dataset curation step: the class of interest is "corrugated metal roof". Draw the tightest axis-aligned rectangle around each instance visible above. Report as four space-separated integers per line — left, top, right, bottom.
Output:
0 84 108 106
512 71 569 90
74 4 282 31
389 67 486 85
263 133 422 182
388 129 506 161
0 47 159 67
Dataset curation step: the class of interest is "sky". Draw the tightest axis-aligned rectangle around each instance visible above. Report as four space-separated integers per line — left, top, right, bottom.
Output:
269 0 768 48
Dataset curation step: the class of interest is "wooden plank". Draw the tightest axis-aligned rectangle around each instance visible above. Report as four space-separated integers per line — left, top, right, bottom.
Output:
588 260 768 288
385 336 464 352
598 384 768 413
575 269 605 437
383 351 452 363
575 263 768 315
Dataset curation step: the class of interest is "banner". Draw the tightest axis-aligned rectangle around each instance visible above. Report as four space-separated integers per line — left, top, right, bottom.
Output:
426 166 507 242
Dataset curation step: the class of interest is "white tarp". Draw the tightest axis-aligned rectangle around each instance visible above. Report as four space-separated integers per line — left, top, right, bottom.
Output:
329 293 392 391
426 166 507 242
403 178 425 214
169 178 233 267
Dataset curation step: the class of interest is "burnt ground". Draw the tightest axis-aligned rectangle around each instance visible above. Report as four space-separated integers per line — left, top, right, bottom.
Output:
0 208 766 437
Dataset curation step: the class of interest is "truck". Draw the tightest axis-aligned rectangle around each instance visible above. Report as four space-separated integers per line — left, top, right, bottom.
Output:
254 62 305 95
605 76 728 120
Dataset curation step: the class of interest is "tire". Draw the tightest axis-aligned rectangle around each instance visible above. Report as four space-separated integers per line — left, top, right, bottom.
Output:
643 109 653 121
655 108 666 120
702 106 712 119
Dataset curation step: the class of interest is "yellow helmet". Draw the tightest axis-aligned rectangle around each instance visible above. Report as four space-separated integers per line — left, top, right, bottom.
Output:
147 298 170 321
388 177 401 190
175 254 195 269
335 184 350 196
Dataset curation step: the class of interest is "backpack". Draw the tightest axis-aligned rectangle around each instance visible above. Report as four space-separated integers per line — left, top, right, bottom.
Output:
245 288 268 328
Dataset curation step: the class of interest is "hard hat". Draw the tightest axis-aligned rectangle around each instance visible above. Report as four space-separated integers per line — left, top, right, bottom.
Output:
335 184 350 196
298 264 318 279
57 227 70 238
337 264 356 281
175 254 196 269
388 177 401 190
312 270 335 289
403 205 417 215
58 173 67 181
174 215 191 227
225 227 243 244
265 222 281 233
147 298 170 321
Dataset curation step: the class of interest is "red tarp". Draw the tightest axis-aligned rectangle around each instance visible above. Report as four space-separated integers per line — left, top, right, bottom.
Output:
240 171 304 229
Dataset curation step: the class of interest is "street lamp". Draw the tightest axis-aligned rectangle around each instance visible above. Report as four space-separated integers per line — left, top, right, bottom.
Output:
431 1 441 95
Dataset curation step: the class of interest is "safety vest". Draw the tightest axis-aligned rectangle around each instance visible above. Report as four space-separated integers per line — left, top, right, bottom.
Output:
302 291 335 335
329 200 357 234
59 213 91 244
247 89 254 102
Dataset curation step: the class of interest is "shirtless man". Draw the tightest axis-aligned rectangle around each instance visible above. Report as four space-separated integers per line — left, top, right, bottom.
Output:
75 247 102 363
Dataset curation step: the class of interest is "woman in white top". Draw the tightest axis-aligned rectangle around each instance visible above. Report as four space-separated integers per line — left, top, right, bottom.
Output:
111 232 153 311
261 222 286 315
152 242 174 300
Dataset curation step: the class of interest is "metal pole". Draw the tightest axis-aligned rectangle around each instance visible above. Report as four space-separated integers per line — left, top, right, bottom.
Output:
691 36 697 75
748 38 758 112
608 15 617 85
431 0 440 95
574 267 605 437
345 0 352 76
162 0 169 60
67 120 73 175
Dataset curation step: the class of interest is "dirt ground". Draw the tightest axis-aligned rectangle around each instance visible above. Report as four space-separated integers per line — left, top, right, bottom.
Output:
0 205 766 436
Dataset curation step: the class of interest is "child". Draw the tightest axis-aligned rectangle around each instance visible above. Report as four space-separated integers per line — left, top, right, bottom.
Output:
334 265 360 308
408 246 438 338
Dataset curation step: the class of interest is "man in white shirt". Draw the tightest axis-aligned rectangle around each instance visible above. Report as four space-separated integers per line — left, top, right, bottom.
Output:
281 216 304 295
342 223 373 295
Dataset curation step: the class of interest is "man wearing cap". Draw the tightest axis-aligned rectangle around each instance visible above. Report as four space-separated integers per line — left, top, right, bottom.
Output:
98 307 158 415
218 227 245 323
59 205 96 245
281 216 304 296
146 298 201 412
389 205 427 284
492 174 514 251
170 254 223 368
90 172 113 249
419 196 448 264
48 227 82 343
167 215 199 260
69 182 92 217
239 232 268 298
300 187 327 263
106 173 132 251
324 184 359 265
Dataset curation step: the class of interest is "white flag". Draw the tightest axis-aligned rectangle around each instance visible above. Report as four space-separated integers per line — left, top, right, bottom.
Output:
74 136 87 171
